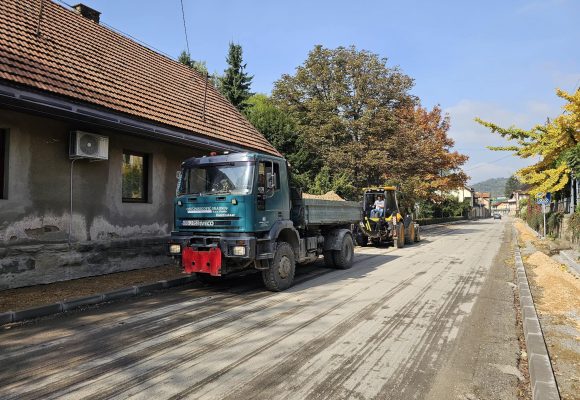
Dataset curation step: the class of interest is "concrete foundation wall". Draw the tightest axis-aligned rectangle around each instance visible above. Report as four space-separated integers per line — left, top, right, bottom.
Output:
0 108 204 289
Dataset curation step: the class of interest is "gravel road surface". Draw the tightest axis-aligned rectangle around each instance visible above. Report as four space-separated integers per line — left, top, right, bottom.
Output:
0 219 521 400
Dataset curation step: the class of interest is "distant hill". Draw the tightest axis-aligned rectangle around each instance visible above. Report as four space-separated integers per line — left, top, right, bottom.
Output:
471 177 508 198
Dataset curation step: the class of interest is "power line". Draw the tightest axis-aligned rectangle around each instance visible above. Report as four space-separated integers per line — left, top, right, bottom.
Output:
180 0 190 55
464 153 516 172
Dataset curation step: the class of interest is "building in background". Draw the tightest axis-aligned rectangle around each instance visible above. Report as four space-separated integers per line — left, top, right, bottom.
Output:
448 186 475 207
473 192 491 218
507 190 530 216
0 1 279 289
491 198 509 215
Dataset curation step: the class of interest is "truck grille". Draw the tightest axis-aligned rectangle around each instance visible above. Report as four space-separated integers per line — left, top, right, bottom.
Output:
180 217 240 228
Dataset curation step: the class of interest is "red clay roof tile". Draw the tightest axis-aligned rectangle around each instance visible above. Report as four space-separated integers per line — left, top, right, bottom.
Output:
0 0 280 156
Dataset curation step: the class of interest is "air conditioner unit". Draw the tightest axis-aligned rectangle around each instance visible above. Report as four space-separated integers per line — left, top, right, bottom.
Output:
69 131 109 160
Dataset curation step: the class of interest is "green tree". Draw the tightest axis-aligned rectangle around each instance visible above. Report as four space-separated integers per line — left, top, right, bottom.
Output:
272 45 467 200
504 175 525 197
244 94 320 188
178 50 209 75
219 43 253 111
476 88 580 195
272 45 416 193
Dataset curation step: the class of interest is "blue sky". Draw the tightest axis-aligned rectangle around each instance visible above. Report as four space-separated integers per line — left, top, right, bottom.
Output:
78 0 579 184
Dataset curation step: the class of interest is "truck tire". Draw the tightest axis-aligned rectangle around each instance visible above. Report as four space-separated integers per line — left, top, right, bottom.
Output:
262 242 295 292
355 232 369 247
332 234 354 269
324 251 335 267
414 224 421 242
395 224 405 248
405 223 415 244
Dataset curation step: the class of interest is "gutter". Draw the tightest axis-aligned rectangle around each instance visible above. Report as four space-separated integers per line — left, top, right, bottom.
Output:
0 81 249 153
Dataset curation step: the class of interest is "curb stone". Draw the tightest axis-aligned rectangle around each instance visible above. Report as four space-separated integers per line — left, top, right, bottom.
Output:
13 303 64 321
514 228 560 400
1 275 196 326
0 311 14 325
558 250 580 276
61 295 105 312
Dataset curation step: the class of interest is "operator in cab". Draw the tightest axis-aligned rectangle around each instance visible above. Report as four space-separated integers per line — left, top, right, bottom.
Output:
371 195 385 218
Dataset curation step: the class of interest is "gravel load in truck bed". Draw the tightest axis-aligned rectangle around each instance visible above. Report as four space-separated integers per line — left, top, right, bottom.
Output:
302 191 346 201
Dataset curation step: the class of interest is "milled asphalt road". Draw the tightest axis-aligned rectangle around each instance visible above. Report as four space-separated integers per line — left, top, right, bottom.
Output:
0 219 521 400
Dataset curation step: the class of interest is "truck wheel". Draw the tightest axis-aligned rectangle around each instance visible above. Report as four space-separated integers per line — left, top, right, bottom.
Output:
414 224 421 242
332 234 354 269
355 232 368 247
405 223 415 244
262 242 295 292
395 224 405 248
324 251 335 267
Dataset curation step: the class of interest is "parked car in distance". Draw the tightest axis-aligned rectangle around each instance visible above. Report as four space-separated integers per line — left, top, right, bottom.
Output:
493 213 502 219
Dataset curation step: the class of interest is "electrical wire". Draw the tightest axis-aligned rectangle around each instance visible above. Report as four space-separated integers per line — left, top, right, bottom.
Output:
463 153 517 172
180 0 191 55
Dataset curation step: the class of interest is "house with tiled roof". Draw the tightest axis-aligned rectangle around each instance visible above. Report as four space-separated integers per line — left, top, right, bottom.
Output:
473 192 492 218
0 0 279 289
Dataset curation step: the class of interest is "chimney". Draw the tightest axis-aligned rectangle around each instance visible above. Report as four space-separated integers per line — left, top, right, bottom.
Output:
72 4 101 23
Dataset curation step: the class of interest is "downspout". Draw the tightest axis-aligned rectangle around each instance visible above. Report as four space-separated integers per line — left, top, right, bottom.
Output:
69 159 76 247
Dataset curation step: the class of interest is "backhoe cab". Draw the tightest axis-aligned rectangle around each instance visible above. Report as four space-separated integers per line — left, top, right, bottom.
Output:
354 187 420 248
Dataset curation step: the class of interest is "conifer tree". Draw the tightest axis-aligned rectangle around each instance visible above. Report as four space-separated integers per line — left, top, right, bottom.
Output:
219 43 253 111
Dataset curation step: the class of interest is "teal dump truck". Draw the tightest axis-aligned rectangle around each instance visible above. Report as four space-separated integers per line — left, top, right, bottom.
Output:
168 152 361 291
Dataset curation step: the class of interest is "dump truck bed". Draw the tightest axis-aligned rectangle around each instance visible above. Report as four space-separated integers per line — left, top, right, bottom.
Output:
301 199 361 225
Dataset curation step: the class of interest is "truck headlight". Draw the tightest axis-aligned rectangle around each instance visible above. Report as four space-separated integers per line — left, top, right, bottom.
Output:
169 244 181 254
232 246 246 256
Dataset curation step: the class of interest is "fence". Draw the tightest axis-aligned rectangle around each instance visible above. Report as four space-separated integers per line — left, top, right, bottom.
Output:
551 197 572 213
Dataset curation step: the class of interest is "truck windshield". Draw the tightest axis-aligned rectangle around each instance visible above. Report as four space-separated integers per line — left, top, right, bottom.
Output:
179 162 254 195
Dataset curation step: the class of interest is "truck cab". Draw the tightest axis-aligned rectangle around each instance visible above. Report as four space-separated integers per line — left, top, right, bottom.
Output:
168 152 359 291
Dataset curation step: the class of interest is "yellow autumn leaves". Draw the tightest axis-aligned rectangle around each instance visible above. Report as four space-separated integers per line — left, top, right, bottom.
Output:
476 88 580 196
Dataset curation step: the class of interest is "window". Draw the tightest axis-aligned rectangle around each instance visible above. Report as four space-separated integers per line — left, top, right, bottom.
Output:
0 129 6 199
258 160 280 192
179 162 254 195
122 151 148 202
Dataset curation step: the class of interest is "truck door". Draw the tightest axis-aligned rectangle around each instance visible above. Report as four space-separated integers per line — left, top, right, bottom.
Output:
255 159 289 232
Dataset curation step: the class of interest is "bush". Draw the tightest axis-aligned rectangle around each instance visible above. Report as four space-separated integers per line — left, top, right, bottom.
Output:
418 197 468 219
546 212 564 237
523 203 543 232
567 208 580 242
518 198 528 218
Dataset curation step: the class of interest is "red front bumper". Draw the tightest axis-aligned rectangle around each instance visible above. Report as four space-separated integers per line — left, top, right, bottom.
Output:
182 247 222 276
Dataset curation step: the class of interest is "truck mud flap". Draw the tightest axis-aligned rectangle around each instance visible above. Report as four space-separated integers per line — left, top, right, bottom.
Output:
182 247 222 276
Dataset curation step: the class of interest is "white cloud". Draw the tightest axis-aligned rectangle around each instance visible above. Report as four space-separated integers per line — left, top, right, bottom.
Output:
444 99 561 184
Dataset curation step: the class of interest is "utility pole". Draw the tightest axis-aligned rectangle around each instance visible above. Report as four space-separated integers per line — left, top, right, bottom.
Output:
571 172 576 214
542 202 547 238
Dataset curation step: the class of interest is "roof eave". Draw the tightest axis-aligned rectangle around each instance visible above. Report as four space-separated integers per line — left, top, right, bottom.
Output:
0 81 274 154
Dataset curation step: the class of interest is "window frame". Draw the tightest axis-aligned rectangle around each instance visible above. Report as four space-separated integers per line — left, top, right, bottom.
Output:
121 149 150 203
